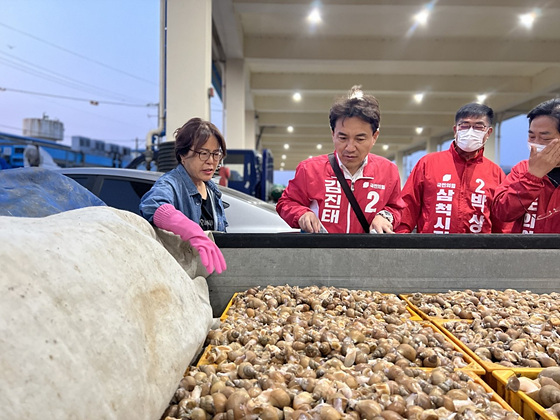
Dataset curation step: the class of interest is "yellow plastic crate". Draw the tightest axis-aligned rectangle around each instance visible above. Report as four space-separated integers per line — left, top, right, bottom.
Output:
463 370 522 419
493 369 557 420
220 292 422 322
431 318 551 389
219 292 238 321
405 305 422 321
196 345 217 367
399 293 433 320
419 321 484 375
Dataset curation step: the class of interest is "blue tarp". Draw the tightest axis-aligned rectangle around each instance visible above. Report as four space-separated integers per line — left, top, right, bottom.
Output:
0 168 106 217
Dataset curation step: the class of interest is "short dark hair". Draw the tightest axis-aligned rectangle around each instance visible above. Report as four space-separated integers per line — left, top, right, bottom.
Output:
329 85 381 134
455 103 494 125
174 117 227 164
527 98 560 132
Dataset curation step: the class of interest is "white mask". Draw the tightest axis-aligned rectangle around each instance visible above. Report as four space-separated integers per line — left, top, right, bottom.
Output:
455 127 487 152
528 142 546 153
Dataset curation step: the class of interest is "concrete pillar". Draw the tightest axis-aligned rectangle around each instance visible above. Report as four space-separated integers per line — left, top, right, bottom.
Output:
394 150 405 187
426 137 439 153
493 119 503 166
166 0 212 136
245 110 256 149
224 59 246 149
484 130 498 164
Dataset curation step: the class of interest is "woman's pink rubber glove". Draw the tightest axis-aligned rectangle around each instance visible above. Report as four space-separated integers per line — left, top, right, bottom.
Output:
153 203 227 274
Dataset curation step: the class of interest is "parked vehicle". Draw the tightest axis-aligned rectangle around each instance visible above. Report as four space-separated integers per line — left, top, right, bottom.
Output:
55 167 296 233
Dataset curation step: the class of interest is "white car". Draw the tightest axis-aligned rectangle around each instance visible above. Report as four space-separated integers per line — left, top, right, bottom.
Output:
56 167 296 233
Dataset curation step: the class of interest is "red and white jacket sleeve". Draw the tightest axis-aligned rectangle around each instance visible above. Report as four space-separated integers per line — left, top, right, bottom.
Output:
276 161 313 228
492 160 545 223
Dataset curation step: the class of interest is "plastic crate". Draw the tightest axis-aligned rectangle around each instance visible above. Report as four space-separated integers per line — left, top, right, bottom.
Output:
220 292 422 322
219 292 238 321
405 305 422 321
196 345 215 367
419 321 484 374
431 318 550 389
399 293 482 321
399 293 433 320
462 370 522 419
493 369 557 420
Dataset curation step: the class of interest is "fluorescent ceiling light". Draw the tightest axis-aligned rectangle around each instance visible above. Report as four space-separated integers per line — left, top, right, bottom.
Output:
307 8 321 24
519 12 536 29
414 10 429 25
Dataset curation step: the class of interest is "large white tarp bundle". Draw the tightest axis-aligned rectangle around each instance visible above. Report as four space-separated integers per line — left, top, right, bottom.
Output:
0 207 213 420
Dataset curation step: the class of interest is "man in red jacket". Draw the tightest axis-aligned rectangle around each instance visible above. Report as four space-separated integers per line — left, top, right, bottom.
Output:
277 86 405 234
492 98 560 233
396 103 511 234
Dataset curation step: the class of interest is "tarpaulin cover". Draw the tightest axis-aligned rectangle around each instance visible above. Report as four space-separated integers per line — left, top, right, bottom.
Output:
0 167 105 217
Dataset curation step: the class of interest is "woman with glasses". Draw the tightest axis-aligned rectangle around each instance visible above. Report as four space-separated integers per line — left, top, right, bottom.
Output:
396 103 512 234
140 117 227 274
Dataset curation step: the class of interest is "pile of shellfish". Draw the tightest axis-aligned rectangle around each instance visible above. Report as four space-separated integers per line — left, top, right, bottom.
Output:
162 286 521 419
506 366 560 417
407 289 560 369
408 289 560 321
442 317 560 369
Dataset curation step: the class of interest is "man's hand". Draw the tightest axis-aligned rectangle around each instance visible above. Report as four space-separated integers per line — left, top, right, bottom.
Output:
298 211 323 233
370 214 394 234
528 139 560 178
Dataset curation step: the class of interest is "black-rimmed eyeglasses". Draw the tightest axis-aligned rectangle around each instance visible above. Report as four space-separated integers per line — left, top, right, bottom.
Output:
192 149 224 161
456 122 488 132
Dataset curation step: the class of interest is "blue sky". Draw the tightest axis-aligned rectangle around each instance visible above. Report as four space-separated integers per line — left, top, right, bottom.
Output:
1 0 160 149
1 0 532 183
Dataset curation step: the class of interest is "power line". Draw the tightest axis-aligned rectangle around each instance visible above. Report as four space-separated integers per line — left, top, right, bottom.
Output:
0 87 158 108
0 52 149 103
0 21 157 86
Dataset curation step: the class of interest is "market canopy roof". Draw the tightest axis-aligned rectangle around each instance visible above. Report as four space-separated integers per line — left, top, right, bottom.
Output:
212 0 560 170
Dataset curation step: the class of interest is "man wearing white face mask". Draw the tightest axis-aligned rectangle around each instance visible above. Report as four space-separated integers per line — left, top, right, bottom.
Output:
396 103 512 234
493 98 560 233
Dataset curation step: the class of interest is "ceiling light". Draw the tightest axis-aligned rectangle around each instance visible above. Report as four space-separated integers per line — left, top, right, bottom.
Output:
414 9 429 25
280 162 285 167
316 144 323 150
287 126 294 133
476 94 487 104
281 154 287 160
292 92 302 102
283 144 290 150
308 155 313 159
382 145 389 151
413 93 424 104
415 127 424 135
519 12 536 29
307 8 321 24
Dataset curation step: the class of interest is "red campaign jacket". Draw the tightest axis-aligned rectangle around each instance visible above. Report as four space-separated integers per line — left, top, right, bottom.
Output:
276 153 405 233
395 144 511 234
493 160 560 233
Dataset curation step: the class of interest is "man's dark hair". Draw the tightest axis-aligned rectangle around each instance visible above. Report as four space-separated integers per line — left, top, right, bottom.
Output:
329 85 381 134
455 103 494 125
527 98 560 132
174 117 227 164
